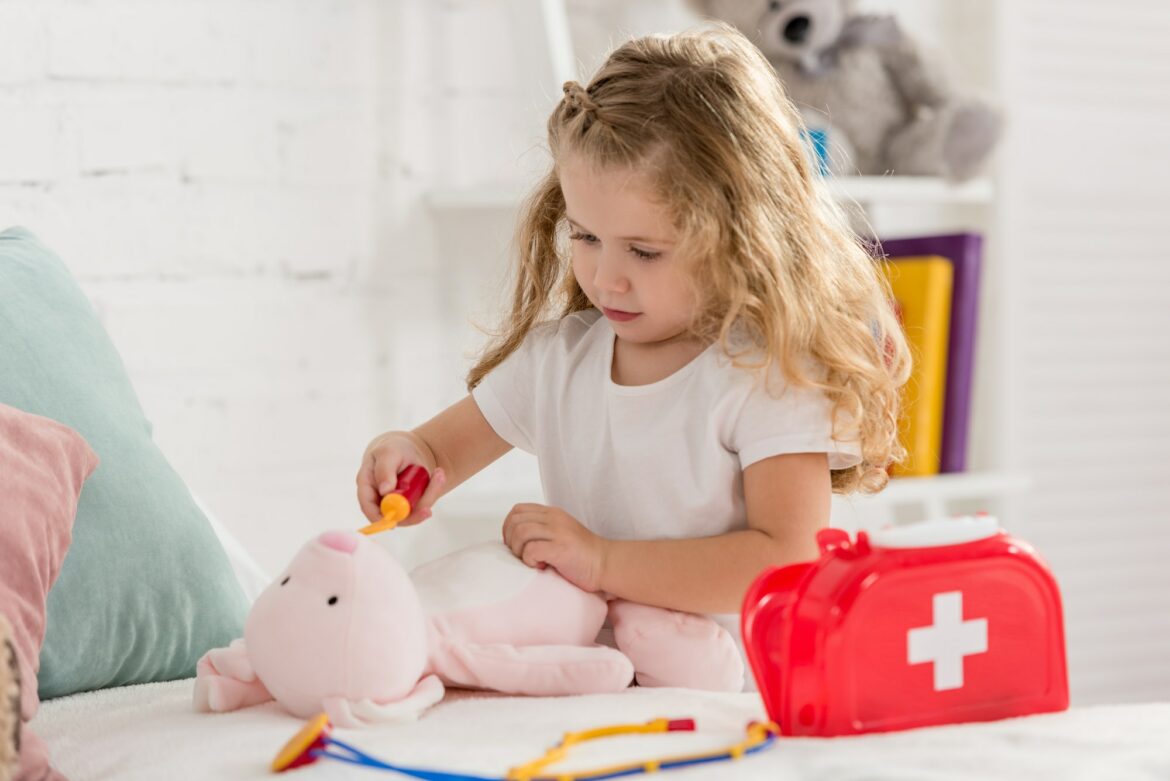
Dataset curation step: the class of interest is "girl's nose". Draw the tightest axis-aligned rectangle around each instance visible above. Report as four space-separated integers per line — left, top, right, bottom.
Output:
594 254 629 293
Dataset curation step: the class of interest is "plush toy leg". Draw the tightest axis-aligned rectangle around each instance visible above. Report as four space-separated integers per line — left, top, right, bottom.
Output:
940 100 1002 181
193 639 274 713
885 99 1001 182
433 642 634 695
608 600 744 692
321 674 445 728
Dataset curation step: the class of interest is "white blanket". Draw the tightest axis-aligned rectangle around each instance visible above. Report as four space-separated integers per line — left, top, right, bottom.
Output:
32 680 1170 780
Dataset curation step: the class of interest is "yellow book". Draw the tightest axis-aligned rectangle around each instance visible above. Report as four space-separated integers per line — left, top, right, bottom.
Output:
880 255 953 477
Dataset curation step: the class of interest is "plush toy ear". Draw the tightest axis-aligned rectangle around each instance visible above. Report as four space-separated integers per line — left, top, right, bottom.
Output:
434 642 634 696
683 0 716 15
321 674 445 728
685 0 758 27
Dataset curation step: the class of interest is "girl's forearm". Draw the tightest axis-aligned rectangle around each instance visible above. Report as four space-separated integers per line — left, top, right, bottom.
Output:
598 531 813 614
411 395 513 497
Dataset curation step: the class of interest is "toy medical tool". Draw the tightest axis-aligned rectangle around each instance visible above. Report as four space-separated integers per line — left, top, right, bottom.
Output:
361 464 431 535
742 515 1069 736
271 712 778 779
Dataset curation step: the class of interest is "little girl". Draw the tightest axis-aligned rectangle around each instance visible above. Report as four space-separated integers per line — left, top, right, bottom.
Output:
357 24 909 679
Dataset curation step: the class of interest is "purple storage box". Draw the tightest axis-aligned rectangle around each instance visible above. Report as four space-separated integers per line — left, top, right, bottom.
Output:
869 233 983 474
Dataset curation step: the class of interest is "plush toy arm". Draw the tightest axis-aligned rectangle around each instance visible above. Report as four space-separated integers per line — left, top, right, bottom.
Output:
322 675 445 728
433 642 633 696
193 639 274 713
861 17 952 110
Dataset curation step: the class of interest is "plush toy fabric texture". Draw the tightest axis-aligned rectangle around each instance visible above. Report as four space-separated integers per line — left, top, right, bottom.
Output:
196 534 744 726
0 226 249 702
0 402 97 781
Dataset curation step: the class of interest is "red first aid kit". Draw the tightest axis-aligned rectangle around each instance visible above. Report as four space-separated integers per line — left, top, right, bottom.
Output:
742 515 1069 736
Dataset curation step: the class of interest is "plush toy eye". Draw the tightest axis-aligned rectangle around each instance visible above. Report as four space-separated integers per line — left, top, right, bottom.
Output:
327 596 339 606
280 576 290 586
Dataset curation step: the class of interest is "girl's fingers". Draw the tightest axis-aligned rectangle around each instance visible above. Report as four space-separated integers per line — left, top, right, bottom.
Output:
519 539 553 570
503 517 550 556
372 453 405 496
502 504 546 530
396 508 433 528
416 468 447 510
357 463 382 523
359 490 381 524
393 468 444 527
501 510 532 545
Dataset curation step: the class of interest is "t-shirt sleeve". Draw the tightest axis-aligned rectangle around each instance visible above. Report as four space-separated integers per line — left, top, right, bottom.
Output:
729 369 862 471
470 324 553 454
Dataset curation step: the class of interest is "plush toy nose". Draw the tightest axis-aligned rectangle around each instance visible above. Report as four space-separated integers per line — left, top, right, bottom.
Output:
318 530 360 554
784 15 811 44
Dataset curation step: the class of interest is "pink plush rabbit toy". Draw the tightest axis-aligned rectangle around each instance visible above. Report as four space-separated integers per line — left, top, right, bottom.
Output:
194 530 744 727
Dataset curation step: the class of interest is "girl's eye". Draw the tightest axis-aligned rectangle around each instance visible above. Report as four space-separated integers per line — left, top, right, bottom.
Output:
569 230 660 261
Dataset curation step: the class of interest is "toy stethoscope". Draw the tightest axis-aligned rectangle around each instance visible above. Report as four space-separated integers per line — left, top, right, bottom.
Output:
272 712 779 779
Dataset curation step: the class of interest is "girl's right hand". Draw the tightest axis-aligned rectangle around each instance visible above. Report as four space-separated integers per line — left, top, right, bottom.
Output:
356 431 447 527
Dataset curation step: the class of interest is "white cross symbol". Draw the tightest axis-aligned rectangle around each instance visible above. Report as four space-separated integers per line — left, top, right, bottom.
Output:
907 591 988 691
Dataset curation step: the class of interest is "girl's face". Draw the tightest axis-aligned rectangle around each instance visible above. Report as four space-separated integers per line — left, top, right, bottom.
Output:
560 155 699 346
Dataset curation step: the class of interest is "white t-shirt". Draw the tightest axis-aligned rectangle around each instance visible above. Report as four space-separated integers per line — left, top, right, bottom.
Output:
472 309 860 543
471 309 861 690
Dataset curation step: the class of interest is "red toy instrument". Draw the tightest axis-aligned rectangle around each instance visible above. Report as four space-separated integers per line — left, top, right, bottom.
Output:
742 515 1069 736
360 465 430 536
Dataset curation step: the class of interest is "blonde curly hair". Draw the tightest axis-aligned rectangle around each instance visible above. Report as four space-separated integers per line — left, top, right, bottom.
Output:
467 24 910 494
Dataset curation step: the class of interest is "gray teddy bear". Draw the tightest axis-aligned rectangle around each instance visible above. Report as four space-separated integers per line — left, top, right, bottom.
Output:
688 0 1002 181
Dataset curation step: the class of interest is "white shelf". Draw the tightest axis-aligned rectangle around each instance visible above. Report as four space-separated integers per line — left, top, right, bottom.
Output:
428 176 994 212
823 175 994 205
873 471 1030 506
830 472 1030 529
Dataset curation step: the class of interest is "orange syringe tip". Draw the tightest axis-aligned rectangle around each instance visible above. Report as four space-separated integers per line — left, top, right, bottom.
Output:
358 495 411 536
379 493 411 524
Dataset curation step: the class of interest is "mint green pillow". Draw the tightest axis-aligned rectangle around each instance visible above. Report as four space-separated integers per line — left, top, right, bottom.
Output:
0 226 248 699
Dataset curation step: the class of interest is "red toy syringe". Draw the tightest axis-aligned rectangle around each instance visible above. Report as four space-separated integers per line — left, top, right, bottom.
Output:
359 465 430 536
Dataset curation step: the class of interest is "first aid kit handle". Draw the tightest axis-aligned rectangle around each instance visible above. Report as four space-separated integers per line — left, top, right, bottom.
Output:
867 514 1000 549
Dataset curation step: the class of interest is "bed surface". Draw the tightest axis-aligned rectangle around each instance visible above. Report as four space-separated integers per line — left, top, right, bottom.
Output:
31 679 1170 780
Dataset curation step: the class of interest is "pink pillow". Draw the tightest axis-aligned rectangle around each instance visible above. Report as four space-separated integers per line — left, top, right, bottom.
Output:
0 403 98 780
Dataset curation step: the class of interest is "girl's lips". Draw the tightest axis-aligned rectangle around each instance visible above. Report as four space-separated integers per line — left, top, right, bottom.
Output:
602 307 640 322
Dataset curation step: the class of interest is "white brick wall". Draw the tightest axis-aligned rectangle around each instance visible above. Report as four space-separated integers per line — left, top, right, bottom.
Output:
0 0 441 574
0 0 698 575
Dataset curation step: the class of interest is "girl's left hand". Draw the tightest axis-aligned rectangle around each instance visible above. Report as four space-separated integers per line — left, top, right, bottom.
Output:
502 504 608 592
